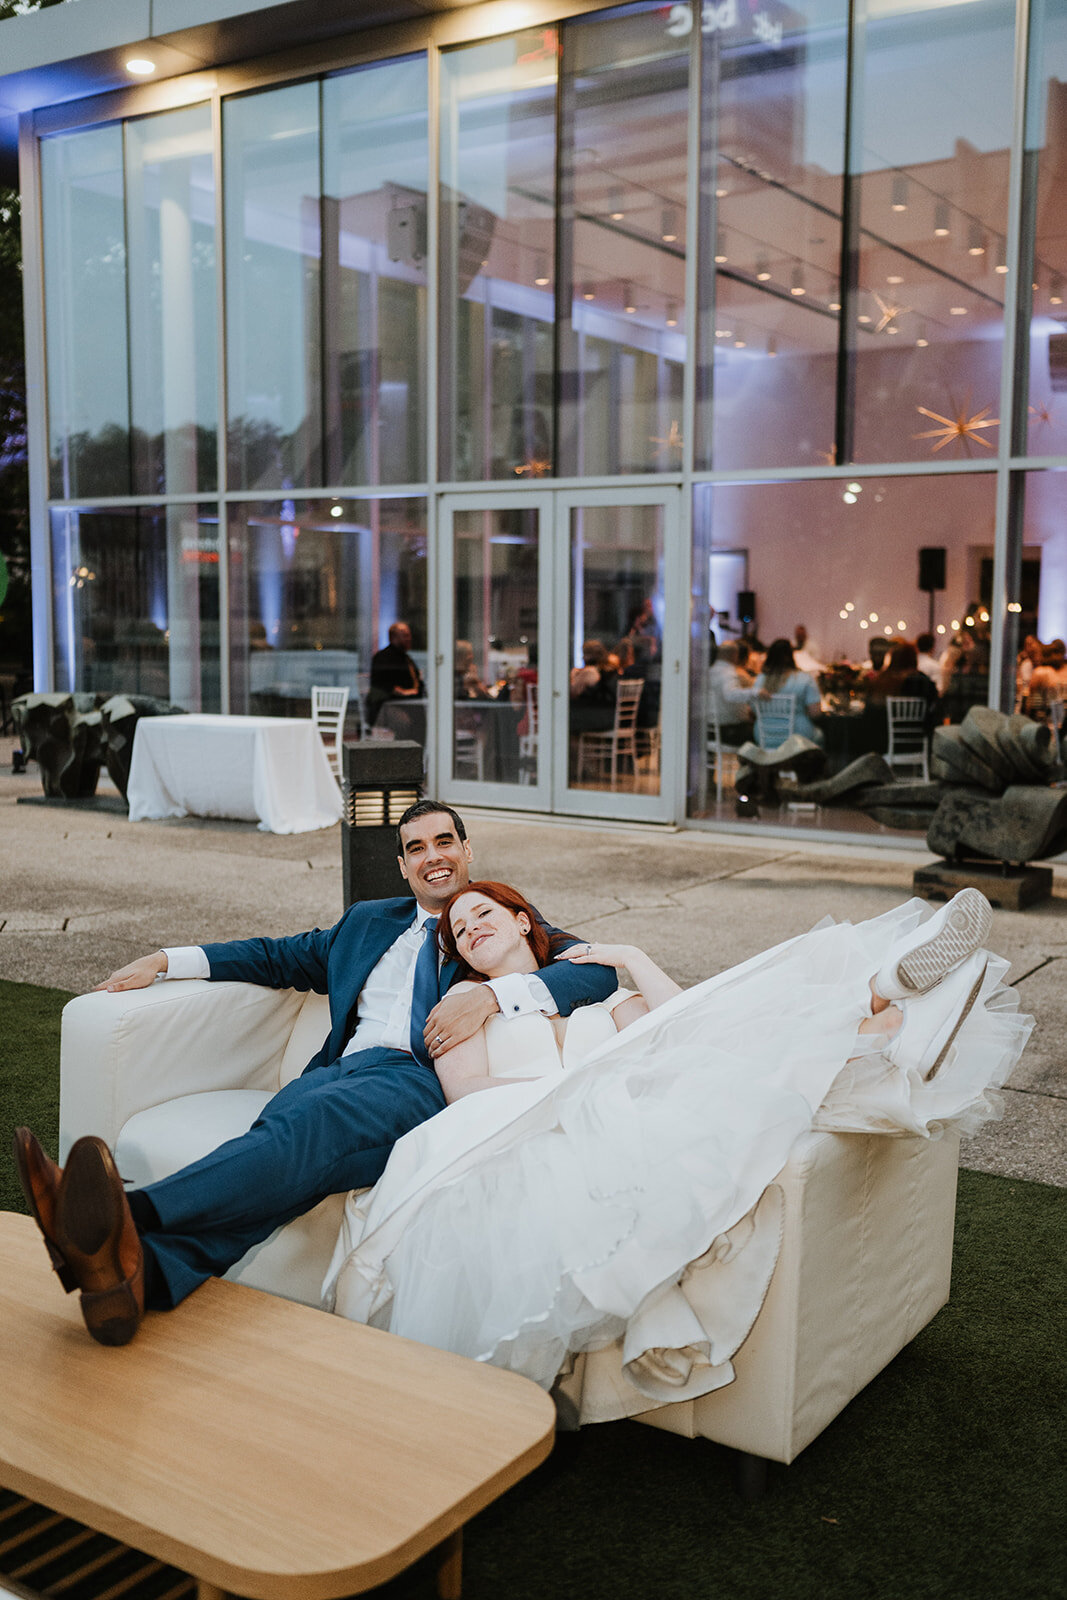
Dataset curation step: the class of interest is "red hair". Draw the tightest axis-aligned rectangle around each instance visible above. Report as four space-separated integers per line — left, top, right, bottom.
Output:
438 880 563 977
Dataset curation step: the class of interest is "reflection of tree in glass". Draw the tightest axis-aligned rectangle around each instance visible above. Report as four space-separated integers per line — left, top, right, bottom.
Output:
227 414 319 491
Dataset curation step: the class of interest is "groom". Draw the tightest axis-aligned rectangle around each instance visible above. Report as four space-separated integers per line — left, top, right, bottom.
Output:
14 799 616 1346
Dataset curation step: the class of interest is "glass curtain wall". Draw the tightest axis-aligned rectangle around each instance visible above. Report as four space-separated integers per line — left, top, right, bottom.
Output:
321 57 430 486
42 126 130 498
557 4 689 476
224 83 322 490
1025 0 1067 450
690 473 999 816
850 0 1018 463
124 106 218 494
439 31 559 480
1016 472 1067 728
42 108 218 501
32 0 1067 829
227 498 427 725
51 505 220 709
696 0 849 471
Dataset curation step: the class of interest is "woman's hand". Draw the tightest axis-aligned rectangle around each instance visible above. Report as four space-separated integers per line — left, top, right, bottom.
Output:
556 941 637 969
557 941 682 1010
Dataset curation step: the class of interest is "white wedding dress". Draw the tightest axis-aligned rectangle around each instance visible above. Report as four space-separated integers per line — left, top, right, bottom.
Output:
323 901 1031 1421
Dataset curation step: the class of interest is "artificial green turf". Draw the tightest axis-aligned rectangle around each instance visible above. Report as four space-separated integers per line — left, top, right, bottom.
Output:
0 977 68 1211
1 978 1063 1600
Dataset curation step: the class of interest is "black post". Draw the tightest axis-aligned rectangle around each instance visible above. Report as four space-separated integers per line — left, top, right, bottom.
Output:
341 740 424 908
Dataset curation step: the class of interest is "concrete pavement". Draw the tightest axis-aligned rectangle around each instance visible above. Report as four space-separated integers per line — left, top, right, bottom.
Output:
1 737 1064 1185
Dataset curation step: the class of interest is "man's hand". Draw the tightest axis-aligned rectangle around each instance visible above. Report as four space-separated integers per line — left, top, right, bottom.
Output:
424 985 499 1058
93 952 168 993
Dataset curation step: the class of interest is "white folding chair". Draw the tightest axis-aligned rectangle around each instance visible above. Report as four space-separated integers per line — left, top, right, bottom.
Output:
707 710 746 802
453 724 485 781
518 682 539 785
754 693 797 751
577 679 643 786
310 685 349 781
885 695 930 781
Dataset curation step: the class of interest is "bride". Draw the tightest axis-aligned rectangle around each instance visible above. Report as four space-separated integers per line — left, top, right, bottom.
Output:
323 883 1030 1411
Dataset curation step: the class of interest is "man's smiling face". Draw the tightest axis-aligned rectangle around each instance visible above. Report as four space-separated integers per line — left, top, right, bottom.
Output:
397 812 473 912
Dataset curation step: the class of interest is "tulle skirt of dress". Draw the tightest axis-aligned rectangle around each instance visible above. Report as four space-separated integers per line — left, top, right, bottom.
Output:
323 901 1031 1407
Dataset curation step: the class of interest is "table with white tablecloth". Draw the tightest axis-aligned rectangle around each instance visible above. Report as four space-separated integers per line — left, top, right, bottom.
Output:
127 714 343 833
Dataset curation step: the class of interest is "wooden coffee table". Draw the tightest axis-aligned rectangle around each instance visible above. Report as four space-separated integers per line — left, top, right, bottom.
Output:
0 1213 555 1598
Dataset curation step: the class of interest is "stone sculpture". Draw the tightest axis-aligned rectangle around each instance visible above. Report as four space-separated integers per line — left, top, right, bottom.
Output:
13 691 185 802
100 694 184 800
11 692 106 798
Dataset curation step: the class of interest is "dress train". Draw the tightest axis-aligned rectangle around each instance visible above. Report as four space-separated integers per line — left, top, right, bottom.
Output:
322 901 1031 1414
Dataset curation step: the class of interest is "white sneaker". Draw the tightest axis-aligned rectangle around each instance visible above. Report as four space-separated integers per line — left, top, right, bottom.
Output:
873 889 992 1003
883 950 989 1081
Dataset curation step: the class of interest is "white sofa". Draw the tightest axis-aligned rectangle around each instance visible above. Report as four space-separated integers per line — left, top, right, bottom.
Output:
59 979 960 1477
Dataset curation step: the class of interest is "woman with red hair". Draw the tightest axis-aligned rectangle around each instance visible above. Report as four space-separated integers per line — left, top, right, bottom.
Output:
323 881 1027 1414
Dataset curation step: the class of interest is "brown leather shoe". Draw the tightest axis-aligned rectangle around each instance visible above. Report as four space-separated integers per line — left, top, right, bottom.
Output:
12 1127 77 1293
54 1136 144 1347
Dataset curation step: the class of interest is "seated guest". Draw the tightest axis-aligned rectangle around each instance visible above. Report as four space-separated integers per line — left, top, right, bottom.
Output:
865 642 940 729
792 624 825 676
709 641 758 744
915 633 941 682
366 622 425 726
1025 639 1067 718
858 636 891 685
569 640 619 734
1015 635 1044 709
754 637 824 744
454 640 491 701
942 625 990 723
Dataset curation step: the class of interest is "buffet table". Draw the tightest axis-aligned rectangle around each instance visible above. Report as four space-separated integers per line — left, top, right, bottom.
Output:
127 714 343 833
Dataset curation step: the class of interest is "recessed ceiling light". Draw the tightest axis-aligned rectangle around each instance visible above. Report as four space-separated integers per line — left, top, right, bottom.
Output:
126 57 156 75
887 275 903 284
950 306 967 315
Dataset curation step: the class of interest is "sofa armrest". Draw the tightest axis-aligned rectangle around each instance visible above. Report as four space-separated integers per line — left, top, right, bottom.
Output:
59 980 309 1157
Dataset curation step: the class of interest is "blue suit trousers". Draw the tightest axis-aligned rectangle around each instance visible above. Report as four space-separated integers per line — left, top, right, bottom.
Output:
135 1048 446 1309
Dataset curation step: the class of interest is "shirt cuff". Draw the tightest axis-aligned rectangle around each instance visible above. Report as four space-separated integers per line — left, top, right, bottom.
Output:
486 972 559 1018
159 946 210 981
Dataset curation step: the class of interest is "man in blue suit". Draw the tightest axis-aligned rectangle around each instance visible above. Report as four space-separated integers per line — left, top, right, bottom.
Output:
14 800 615 1346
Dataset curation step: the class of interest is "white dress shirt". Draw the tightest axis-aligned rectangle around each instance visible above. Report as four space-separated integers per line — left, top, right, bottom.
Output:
160 916 556 1059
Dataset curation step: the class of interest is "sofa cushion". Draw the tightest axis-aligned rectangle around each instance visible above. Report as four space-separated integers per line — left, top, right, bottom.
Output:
116 1090 273 1188
115 1088 349 1309
279 991 333 1086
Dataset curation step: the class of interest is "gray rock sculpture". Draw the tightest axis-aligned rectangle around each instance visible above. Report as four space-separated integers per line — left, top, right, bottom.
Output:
851 706 1065 865
101 694 184 800
789 751 894 805
735 735 827 798
926 784 1067 865
11 692 106 798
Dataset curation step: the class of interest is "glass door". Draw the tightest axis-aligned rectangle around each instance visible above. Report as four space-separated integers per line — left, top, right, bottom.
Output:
435 493 552 811
551 489 683 823
435 488 684 820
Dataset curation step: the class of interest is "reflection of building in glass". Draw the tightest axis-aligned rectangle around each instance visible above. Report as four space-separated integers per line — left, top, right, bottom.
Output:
2 0 1066 829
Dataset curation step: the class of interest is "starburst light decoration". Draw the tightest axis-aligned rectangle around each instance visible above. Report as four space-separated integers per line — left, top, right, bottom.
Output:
1029 401 1054 430
514 456 551 478
914 396 999 455
816 442 838 465
871 290 912 334
650 420 684 458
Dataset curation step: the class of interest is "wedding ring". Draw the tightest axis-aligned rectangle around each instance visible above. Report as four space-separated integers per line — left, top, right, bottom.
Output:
434 1034 443 1045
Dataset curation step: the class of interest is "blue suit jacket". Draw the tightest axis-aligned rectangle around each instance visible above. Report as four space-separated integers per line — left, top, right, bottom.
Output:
201 896 616 1074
